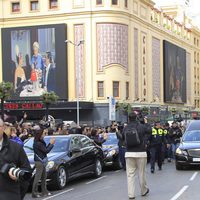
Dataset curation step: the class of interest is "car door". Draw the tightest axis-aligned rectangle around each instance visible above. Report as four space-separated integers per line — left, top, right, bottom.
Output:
67 136 83 177
80 135 97 173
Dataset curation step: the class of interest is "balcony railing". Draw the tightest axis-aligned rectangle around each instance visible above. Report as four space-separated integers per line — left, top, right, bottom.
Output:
150 7 191 41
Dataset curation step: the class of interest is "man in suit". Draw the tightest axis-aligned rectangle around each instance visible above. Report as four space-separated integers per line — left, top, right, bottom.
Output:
44 52 56 92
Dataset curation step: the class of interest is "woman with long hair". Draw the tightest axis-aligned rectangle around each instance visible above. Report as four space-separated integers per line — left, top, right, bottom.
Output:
32 127 55 198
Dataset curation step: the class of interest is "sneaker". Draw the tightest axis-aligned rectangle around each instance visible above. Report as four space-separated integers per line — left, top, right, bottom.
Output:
42 192 52 197
168 158 171 163
32 193 42 198
142 188 150 197
129 197 135 199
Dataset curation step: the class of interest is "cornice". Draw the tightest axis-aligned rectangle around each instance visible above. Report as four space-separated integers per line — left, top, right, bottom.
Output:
140 0 155 7
0 9 195 48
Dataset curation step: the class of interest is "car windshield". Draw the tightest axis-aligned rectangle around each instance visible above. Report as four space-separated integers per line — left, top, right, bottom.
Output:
182 130 200 142
103 133 118 145
24 137 70 153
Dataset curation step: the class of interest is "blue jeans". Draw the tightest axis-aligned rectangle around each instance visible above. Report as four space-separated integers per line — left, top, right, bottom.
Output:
119 146 126 168
171 143 180 159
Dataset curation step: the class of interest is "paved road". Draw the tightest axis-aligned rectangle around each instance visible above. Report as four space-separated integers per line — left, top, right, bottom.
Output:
25 162 200 200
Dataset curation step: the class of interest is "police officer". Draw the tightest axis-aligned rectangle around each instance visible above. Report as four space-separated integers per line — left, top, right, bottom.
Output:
148 121 169 173
163 123 172 162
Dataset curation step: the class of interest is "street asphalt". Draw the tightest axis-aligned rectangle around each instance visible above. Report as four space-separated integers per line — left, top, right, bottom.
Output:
24 162 200 200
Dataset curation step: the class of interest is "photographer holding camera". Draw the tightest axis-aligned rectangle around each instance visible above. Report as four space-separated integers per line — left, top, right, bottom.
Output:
0 119 31 200
32 126 55 198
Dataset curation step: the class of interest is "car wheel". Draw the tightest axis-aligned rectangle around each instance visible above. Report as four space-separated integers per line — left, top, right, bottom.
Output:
94 159 103 178
176 163 183 170
54 166 67 190
113 156 123 170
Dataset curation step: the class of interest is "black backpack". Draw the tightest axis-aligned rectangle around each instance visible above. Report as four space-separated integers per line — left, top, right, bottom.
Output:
124 124 141 148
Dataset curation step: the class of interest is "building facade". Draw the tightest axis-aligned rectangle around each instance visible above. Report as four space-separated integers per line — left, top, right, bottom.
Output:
0 0 199 125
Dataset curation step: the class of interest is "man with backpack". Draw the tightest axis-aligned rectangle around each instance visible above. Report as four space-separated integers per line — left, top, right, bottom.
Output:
123 113 151 199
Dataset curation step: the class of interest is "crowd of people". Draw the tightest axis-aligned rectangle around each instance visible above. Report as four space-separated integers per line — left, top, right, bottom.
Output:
0 111 187 200
3 112 185 170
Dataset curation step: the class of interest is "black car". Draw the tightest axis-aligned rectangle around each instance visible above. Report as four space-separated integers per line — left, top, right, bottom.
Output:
24 134 104 189
102 132 122 169
175 120 200 170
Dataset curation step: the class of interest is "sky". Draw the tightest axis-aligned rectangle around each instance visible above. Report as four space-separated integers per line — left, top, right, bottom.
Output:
153 0 200 27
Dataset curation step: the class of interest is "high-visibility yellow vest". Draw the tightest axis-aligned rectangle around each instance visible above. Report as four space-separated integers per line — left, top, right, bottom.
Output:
163 129 168 136
152 128 163 136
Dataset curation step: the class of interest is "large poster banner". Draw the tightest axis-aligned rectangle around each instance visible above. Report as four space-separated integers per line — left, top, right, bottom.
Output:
163 40 186 104
2 24 68 100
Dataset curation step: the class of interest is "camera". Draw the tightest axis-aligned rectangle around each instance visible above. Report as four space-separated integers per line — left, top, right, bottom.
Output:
0 163 32 181
39 120 50 129
137 113 145 124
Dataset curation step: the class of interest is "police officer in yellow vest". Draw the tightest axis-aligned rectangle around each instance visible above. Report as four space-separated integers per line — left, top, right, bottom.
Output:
148 121 168 173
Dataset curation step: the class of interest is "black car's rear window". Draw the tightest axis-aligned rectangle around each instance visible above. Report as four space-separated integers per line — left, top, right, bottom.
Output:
187 121 200 131
24 137 70 153
183 130 200 142
103 133 118 145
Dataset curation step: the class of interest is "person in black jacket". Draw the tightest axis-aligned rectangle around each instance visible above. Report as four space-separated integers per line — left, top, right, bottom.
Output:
0 119 31 200
32 127 55 198
123 113 151 199
148 122 170 173
90 129 107 147
168 122 182 160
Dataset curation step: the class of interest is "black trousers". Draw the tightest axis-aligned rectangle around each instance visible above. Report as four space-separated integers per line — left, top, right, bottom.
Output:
150 145 163 170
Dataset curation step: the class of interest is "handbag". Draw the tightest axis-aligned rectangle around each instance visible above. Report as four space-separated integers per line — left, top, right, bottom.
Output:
35 153 48 166
31 69 37 82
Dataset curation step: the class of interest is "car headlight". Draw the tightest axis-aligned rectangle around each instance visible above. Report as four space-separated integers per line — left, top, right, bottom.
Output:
46 161 55 171
107 149 116 157
176 148 182 154
176 148 188 156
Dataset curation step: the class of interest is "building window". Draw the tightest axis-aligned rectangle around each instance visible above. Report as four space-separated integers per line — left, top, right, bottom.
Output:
113 81 119 97
12 2 20 13
49 0 58 9
126 82 129 99
96 0 102 5
125 0 128 8
194 37 196 45
97 81 104 98
197 39 199 47
30 0 39 11
112 0 118 5
194 51 196 63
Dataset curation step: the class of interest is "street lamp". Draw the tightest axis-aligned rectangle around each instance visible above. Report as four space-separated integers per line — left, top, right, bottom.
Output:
65 39 84 127
183 108 189 124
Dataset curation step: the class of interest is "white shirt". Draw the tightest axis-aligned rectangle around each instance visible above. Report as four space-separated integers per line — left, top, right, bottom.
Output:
125 152 147 158
45 64 51 87
0 138 3 151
